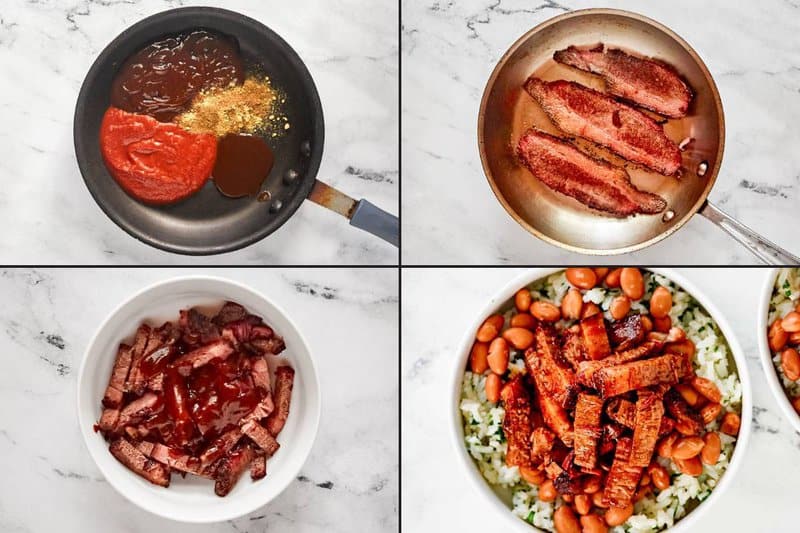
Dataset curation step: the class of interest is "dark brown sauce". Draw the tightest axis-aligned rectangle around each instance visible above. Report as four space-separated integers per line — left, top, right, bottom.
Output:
212 134 275 198
111 30 244 122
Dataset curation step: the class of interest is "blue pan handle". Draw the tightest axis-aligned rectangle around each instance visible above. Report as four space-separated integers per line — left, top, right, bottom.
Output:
350 199 399 247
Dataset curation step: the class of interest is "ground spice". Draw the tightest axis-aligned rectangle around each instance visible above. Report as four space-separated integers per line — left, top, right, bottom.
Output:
175 76 290 137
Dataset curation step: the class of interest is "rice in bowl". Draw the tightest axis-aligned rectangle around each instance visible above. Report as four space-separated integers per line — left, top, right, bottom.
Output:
459 269 742 532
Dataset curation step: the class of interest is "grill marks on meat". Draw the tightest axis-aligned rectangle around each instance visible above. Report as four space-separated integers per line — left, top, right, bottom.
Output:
580 314 611 361
500 377 533 468
576 340 666 389
516 129 667 217
630 389 665 467
608 314 646 350
265 366 294 436
603 437 642 507
554 45 693 119
523 78 682 176
590 353 692 398
525 324 580 409
573 393 604 468
96 302 294 496
109 438 170 487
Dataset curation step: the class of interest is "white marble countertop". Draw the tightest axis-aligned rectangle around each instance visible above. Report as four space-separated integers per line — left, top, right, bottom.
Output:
402 268 800 532
0 268 398 532
402 0 800 264
0 0 398 265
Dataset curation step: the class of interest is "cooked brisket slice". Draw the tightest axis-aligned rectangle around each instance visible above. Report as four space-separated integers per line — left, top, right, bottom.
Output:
573 393 604 468
606 398 637 427
577 339 663 386
146 443 212 478
523 78 682 176
241 420 281 457
500 377 533 467
172 339 234 375
180 308 220 346
200 428 244 468
603 437 641 507
213 302 248 326
98 408 120 433
265 366 295 436
525 324 580 409
516 128 667 217
536 388 573 446
530 426 556 465
561 329 586 370
580 314 611 361
117 392 161 427
250 453 267 480
664 389 704 435
124 325 152 393
591 353 691 398
250 356 272 394
630 389 665 467
103 344 133 408
608 314 646 350
599 423 625 457
109 438 170 487
214 445 256 497
553 45 693 118
553 452 585 495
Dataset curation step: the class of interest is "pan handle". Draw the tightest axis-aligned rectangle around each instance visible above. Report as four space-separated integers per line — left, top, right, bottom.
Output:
307 180 399 247
700 202 800 265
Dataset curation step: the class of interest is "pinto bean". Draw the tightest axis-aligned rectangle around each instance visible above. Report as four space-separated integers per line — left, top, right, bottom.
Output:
691 376 722 403
531 301 561 322
648 464 670 490
485 373 502 403
604 268 622 288
782 348 800 381
649 287 672 318
769 319 789 352
539 479 557 502
554 505 581 533
582 303 601 319
609 295 631 320
503 327 535 350
510 313 536 329
487 337 509 375
674 456 703 476
653 315 672 333
672 436 704 459
674 384 700 407
562 288 584 320
657 432 679 458
566 268 598 290
515 289 532 312
700 403 722 425
720 412 741 436
604 504 633 526
620 268 644 300
519 465 545 486
476 315 504 342
782 311 800 333
701 432 721 465
469 342 489 374
574 494 592 515
580 514 608 533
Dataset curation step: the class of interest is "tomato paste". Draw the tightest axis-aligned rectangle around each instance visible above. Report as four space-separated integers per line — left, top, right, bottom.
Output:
100 107 217 205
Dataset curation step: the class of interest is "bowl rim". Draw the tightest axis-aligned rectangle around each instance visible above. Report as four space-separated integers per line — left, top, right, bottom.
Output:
76 274 321 523
756 268 800 433
448 268 752 533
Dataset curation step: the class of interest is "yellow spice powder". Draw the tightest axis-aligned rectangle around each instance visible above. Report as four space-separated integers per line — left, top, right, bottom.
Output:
176 76 290 137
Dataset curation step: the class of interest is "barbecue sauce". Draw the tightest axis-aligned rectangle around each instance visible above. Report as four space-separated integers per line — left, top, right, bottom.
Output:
212 134 275 197
111 30 245 122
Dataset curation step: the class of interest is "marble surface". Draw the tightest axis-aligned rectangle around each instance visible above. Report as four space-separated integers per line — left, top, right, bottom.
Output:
0 268 398 532
0 0 398 265
401 0 800 264
402 268 800 532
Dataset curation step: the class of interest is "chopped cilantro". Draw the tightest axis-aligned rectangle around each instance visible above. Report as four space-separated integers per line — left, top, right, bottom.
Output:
526 511 536 524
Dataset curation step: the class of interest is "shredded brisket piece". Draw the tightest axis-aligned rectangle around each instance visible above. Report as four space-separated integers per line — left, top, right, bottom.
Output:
103 344 133 408
561 329 586 370
630 389 665 467
536 388 574 446
530 426 556 465
214 445 256 497
500 377 533 468
200 428 244 468
580 314 612 361
591 353 691 398
553 452 585 495
124 325 152 393
109 438 170 487
523 78 683 175
516 128 667 217
577 339 663 386
98 408 120 433
117 392 161 427
147 443 212 478
553 45 693 118
573 393 604 468
172 339 235 375
602 437 642 507
265 366 295 436
250 453 267 480
241 420 281 457
608 314 646 350
525 324 580 409
213 302 248 326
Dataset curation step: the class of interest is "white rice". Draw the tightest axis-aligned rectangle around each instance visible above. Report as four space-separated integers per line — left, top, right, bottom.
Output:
768 268 800 396
460 270 742 533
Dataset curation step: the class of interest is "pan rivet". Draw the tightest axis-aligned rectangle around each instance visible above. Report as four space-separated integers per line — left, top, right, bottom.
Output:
270 200 284 214
257 191 272 203
301 141 312 157
697 161 708 177
662 210 676 223
284 169 300 184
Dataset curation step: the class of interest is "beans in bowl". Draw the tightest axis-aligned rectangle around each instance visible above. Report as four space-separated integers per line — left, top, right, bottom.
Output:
460 269 742 533
766 268 800 412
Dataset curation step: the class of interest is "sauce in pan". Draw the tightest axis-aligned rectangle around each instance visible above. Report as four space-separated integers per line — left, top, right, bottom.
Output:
111 30 245 122
212 134 275 198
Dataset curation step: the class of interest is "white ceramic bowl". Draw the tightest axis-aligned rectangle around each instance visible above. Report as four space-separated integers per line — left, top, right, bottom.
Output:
449 268 752 533
77 276 321 523
756 268 800 433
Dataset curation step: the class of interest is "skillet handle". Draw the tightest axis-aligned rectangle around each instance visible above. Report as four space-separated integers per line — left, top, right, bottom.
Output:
700 202 800 265
350 199 399 247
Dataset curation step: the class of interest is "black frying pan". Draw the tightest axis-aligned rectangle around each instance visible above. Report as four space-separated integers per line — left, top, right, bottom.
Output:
74 7 398 255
